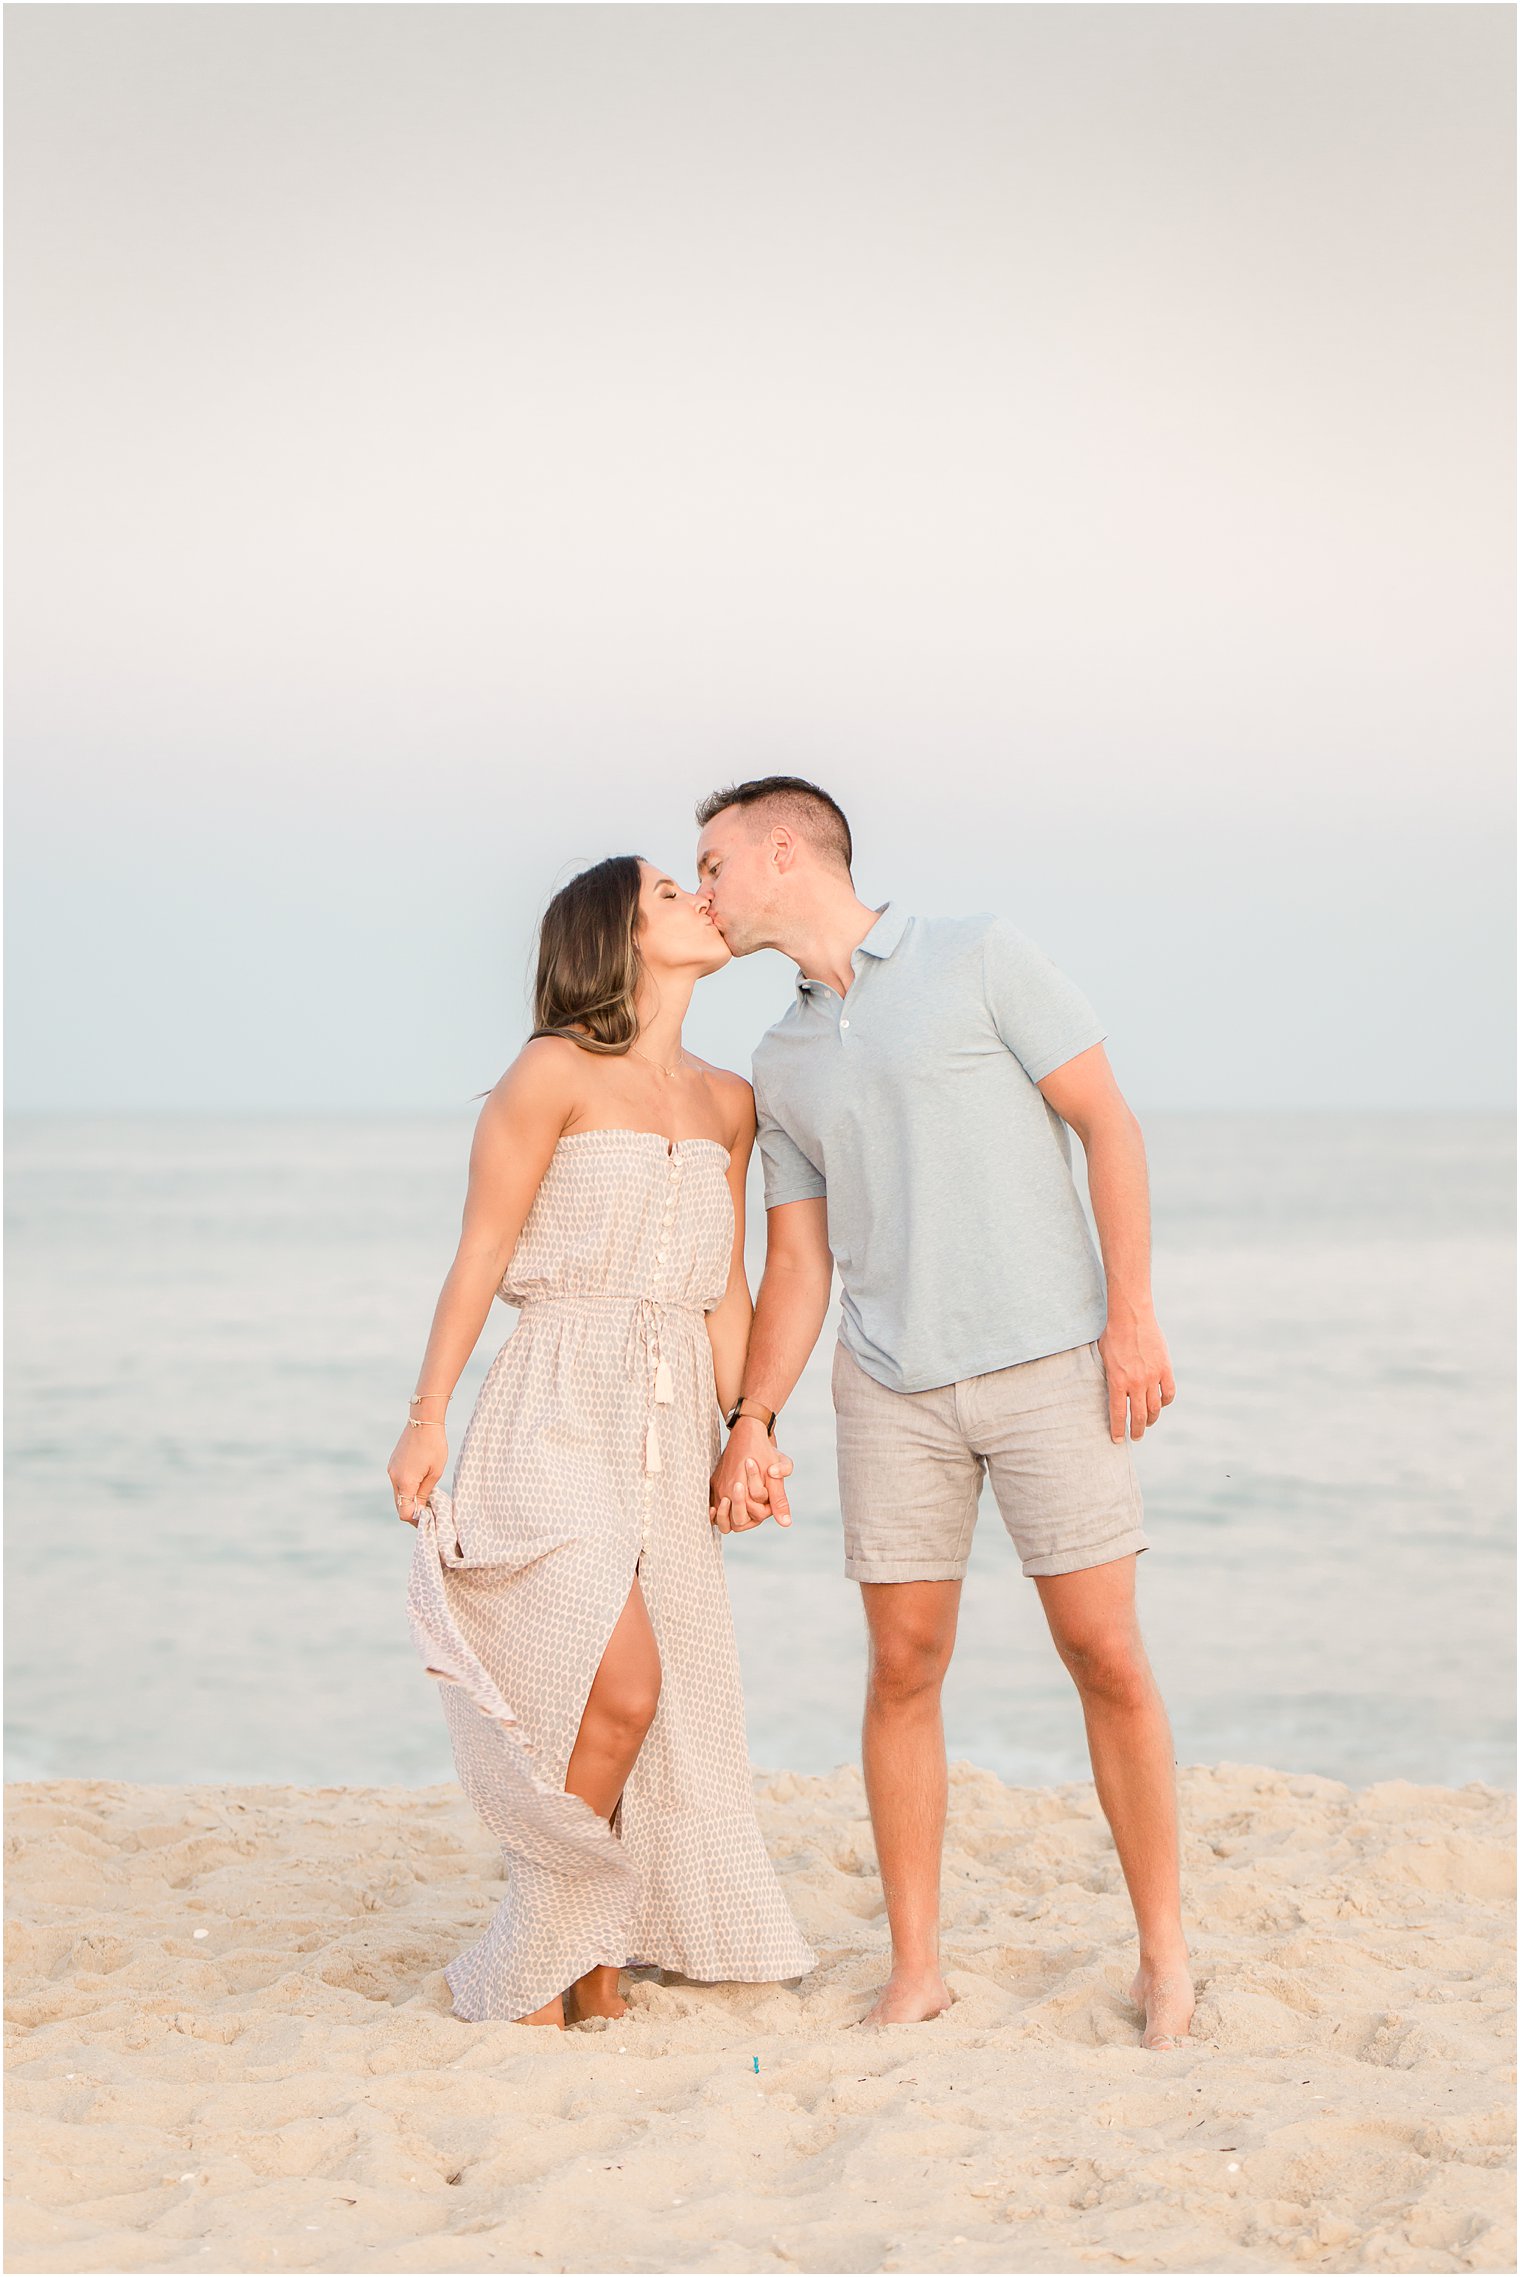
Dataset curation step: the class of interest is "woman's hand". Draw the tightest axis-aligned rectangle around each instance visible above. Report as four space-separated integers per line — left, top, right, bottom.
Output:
388 1422 447 1527
709 1418 793 1532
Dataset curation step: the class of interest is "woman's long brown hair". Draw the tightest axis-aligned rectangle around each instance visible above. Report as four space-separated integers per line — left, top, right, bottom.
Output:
528 854 645 1055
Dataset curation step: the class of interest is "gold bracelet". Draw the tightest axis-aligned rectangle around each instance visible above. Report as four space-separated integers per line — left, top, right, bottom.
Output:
409 1392 449 1405
406 1416 446 1430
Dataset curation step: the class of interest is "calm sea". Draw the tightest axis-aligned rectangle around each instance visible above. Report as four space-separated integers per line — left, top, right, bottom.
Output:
5 1113 1514 1793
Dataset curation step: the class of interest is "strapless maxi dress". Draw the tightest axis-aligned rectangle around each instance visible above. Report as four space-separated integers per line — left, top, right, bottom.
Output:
406 1128 816 2021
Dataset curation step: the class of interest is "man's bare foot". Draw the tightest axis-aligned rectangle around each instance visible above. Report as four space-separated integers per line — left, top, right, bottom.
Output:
1129 1954 1195 2050
565 1964 627 2022
857 1970 954 2026
518 1992 566 2029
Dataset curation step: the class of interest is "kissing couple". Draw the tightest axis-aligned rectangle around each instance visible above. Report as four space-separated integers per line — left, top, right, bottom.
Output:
393 774 1193 2050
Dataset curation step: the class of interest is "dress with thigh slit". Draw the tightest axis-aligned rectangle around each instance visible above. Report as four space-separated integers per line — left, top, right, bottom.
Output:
405 1127 816 2022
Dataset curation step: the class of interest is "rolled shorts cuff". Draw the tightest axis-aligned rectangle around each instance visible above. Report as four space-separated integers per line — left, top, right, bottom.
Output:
1018 1526 1151 1579
843 1554 972 1585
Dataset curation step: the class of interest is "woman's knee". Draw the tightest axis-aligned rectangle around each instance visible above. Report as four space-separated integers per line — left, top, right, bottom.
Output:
591 1664 662 1750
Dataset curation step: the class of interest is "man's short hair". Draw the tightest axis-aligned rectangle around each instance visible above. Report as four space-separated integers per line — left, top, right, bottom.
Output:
695 775 853 873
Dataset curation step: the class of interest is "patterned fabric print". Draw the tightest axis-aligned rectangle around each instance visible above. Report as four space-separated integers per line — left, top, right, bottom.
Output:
407 1129 817 2022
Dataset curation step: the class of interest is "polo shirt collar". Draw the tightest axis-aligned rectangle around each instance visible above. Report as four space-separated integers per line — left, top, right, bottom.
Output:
855 901 909 961
796 901 908 993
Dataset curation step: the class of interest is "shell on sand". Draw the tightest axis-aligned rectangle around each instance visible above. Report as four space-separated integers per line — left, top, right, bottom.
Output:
5 1761 1514 2274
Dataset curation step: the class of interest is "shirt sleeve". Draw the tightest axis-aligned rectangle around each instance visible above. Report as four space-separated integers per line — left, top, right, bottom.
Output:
752 1065 827 1206
981 918 1107 1082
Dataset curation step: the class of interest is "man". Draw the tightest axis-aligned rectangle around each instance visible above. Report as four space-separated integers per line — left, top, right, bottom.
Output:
696 775 1193 2049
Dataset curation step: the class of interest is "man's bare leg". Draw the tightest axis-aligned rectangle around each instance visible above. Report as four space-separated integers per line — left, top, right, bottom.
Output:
856 1578 962 2025
1034 1554 1194 2049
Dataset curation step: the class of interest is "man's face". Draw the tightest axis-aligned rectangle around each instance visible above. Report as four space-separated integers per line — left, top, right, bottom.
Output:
695 808 777 957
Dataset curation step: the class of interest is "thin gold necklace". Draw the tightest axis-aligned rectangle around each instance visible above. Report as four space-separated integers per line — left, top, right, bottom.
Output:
629 1041 685 1079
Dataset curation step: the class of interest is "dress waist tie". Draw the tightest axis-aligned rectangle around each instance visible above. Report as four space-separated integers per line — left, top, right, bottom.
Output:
513 1291 706 1475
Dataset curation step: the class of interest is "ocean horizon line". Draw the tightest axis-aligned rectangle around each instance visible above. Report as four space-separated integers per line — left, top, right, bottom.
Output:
6 1102 1516 1123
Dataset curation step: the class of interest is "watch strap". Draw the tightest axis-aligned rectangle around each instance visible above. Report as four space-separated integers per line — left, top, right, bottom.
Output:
725 1398 777 1435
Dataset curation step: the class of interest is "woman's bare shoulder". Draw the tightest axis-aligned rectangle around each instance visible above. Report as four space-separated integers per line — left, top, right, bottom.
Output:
684 1054 756 1147
477 1034 587 1127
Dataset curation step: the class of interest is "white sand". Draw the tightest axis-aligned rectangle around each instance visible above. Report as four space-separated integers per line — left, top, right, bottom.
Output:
5 1763 1514 2274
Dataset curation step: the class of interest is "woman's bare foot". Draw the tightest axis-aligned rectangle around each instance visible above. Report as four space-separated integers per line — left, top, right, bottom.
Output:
857 1969 954 2026
518 1992 566 2029
565 1964 627 2022
1129 1953 1195 2050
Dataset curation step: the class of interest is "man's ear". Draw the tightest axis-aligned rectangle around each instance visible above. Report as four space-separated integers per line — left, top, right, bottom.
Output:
768 826 797 871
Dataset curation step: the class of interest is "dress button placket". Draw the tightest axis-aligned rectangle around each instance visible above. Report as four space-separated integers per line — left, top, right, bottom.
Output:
643 1148 682 1558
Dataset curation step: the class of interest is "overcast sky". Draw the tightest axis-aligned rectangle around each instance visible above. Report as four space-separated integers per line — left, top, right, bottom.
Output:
6 4 1514 1113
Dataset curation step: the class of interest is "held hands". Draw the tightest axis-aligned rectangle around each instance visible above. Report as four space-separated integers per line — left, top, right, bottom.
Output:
709 1415 793 1534
387 1422 447 1527
1098 1309 1177 1442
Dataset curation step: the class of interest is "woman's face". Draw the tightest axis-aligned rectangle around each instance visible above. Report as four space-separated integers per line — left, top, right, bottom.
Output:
635 861 730 977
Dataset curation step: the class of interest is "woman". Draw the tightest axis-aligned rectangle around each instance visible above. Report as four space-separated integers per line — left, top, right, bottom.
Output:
390 854 815 2028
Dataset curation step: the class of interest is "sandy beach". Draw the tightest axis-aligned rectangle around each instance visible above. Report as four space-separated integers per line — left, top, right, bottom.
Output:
5 1762 1514 2275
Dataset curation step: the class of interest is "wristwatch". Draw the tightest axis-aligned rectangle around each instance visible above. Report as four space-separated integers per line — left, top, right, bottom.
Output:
724 1397 778 1436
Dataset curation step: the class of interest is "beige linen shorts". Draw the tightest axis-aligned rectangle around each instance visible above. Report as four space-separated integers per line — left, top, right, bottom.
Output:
831 1336 1149 1583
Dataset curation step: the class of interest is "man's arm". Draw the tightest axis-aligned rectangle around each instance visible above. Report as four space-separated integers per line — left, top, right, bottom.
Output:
1036 1041 1176 1442
710 1196 833 1534
700 1075 760 1415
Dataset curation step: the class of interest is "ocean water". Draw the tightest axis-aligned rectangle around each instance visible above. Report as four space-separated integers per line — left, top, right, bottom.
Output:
5 1112 1514 1793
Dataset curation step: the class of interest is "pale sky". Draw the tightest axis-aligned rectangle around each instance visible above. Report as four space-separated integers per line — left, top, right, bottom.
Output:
6 4 1514 1112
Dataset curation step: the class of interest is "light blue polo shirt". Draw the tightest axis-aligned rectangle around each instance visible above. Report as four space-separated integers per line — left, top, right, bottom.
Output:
752 903 1109 1394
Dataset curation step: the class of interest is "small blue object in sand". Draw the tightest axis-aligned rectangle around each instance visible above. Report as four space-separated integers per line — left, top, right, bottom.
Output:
752 2057 759 2073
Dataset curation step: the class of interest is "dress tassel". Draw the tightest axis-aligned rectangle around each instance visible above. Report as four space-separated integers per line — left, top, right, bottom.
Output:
653 1355 674 1405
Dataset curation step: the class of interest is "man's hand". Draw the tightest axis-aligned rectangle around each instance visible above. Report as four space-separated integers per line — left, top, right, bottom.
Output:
1097 1310 1176 1442
710 1416 793 1533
